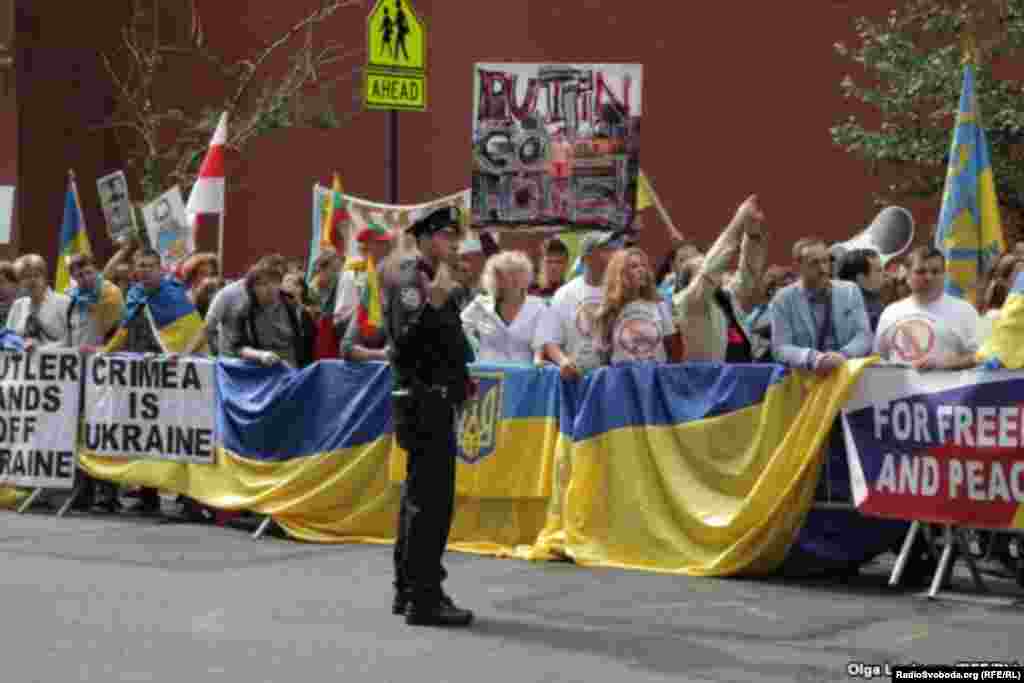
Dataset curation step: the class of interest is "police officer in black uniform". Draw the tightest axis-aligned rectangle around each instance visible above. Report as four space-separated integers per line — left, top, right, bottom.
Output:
387 206 476 627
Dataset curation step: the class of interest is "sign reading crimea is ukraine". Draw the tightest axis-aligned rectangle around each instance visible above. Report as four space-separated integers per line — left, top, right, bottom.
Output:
365 0 426 111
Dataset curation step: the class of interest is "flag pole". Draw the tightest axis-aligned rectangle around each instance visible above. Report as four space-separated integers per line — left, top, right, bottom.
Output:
639 170 682 241
217 210 225 276
68 169 88 251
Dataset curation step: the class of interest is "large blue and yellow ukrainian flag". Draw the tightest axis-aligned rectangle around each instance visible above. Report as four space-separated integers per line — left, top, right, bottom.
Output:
103 276 207 354
537 361 871 576
934 60 1005 305
77 357 876 575
54 172 92 294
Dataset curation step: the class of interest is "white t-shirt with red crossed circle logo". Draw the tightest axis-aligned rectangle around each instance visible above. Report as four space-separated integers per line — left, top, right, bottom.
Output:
534 277 605 372
873 294 979 365
609 300 676 364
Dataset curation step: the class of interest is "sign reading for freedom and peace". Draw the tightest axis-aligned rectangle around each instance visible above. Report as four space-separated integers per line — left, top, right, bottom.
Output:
0 351 81 489
842 366 1024 530
84 356 217 464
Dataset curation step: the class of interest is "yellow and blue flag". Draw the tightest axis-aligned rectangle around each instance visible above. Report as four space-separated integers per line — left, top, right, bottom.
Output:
535 361 891 575
104 276 207 354
54 173 92 294
636 170 654 211
77 355 885 575
934 62 1005 305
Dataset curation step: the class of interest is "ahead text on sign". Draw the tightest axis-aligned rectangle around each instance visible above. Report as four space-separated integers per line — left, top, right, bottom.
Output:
365 72 426 109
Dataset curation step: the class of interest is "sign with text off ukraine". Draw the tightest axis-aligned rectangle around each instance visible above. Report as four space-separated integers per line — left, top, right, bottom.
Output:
365 0 426 110
0 351 81 489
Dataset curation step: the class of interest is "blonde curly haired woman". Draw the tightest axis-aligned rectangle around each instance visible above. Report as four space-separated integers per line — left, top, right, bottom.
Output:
595 247 683 365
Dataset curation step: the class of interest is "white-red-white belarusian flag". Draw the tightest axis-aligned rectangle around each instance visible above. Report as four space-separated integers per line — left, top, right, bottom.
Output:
185 111 227 250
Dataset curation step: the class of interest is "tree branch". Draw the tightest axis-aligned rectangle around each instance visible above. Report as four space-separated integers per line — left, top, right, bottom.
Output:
228 0 365 112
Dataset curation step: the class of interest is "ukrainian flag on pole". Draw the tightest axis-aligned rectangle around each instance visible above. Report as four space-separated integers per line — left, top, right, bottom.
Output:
934 58 1005 305
54 170 92 294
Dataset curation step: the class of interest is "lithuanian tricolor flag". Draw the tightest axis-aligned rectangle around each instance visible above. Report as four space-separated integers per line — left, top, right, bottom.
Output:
320 173 347 254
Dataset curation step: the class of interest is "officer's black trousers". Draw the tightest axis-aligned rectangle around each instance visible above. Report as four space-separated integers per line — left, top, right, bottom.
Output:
392 392 457 603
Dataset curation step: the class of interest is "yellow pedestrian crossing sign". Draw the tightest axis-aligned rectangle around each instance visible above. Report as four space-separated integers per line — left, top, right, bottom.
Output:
366 0 427 111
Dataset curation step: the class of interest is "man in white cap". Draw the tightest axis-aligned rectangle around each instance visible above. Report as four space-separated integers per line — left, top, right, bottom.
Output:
450 231 499 312
534 230 625 379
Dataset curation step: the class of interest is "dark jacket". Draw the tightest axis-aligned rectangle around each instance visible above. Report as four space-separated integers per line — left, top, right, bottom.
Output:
385 255 474 403
241 296 316 369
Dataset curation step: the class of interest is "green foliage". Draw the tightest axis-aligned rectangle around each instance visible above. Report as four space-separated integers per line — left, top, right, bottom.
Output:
833 0 1024 228
311 106 340 130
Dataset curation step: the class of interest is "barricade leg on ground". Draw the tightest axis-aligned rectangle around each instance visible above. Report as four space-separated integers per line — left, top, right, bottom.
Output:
252 515 276 540
16 488 44 514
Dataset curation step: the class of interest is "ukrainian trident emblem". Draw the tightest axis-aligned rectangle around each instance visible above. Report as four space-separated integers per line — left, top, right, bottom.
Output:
456 371 504 464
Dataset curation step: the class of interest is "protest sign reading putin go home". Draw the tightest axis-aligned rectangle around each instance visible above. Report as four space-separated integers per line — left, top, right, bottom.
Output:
84 356 216 464
0 350 81 489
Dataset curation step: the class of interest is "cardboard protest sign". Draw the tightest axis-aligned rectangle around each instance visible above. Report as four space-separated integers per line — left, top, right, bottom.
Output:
97 170 138 241
142 187 192 272
84 356 216 464
0 351 81 489
471 63 643 232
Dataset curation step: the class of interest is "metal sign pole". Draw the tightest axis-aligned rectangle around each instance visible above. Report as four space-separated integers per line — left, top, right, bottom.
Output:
388 110 399 204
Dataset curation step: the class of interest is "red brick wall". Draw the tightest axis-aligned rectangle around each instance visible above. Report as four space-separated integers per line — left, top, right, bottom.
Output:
11 0 899 276
229 0 897 274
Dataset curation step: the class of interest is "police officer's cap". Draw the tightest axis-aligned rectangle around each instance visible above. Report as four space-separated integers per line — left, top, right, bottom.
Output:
408 206 462 239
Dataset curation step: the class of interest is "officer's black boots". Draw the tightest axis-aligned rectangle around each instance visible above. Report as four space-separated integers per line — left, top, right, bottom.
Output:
394 591 464 619
405 600 474 627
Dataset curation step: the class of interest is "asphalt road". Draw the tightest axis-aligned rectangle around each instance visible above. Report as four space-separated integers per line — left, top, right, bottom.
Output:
0 510 1021 683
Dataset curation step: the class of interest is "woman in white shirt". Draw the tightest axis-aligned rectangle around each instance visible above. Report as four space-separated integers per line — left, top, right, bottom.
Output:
461 250 546 364
5 254 70 350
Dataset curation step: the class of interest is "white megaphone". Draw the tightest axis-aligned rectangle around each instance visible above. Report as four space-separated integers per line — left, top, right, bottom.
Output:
831 207 915 274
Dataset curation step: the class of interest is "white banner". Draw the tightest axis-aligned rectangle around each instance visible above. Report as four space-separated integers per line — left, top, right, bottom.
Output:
309 186 472 273
142 186 192 272
97 170 138 241
0 351 81 489
83 356 217 464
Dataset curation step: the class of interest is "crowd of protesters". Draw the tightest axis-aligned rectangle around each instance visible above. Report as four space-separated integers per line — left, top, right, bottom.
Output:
0 196 1018 551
